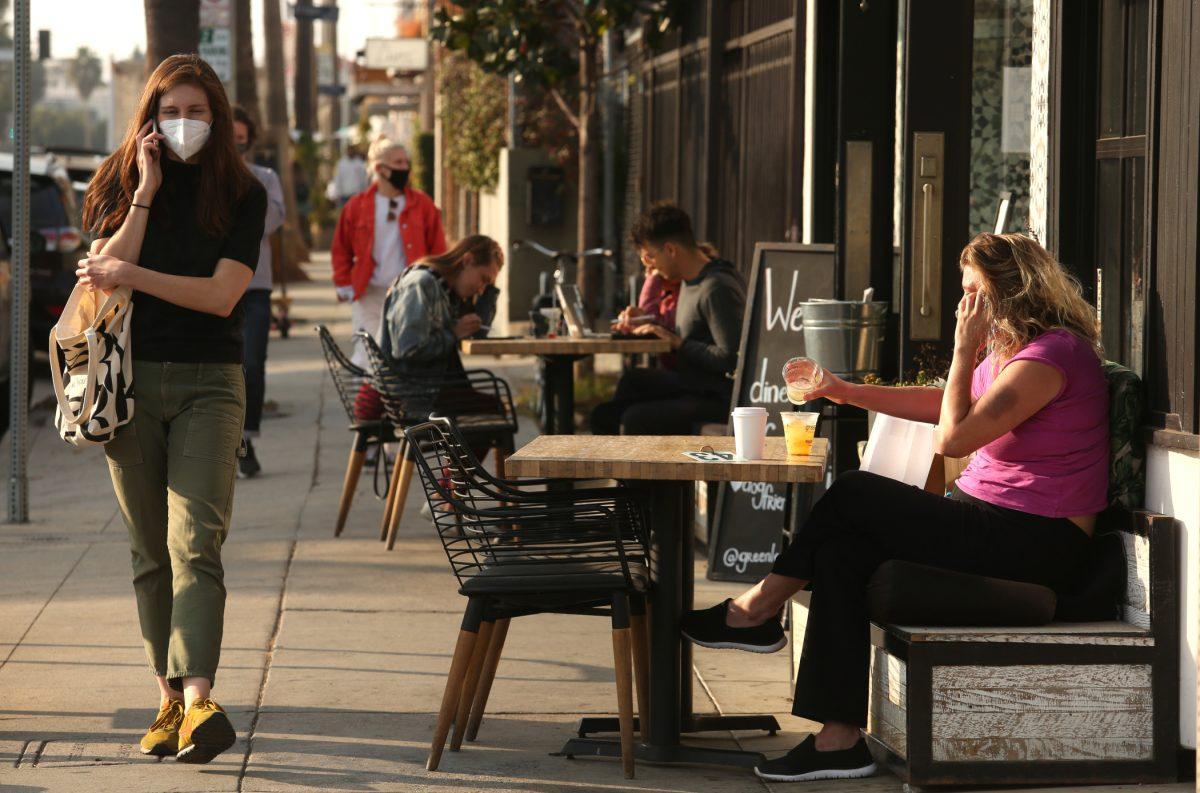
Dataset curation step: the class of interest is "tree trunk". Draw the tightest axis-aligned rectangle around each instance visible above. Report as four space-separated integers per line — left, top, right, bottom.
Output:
235 0 261 124
144 0 199 77
293 0 316 134
263 0 311 281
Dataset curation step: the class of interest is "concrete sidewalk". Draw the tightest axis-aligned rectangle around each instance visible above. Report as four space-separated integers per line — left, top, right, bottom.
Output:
0 255 1186 793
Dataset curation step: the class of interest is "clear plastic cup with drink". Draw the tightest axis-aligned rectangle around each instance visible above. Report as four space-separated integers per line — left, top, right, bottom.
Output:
781 411 820 456
540 307 563 338
782 356 825 405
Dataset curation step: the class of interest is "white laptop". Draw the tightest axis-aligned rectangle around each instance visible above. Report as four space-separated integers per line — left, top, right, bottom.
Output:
555 283 611 339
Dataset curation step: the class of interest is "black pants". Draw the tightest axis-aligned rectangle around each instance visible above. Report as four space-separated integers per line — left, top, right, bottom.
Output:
774 469 1091 727
589 368 727 435
242 289 272 436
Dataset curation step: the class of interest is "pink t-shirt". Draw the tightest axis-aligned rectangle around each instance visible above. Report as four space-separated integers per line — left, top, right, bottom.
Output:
955 329 1109 518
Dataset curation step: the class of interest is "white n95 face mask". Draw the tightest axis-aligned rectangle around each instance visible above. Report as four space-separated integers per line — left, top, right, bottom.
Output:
158 118 211 161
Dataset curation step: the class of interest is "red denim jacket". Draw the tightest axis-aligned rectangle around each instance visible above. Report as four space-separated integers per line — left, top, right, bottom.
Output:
331 183 448 300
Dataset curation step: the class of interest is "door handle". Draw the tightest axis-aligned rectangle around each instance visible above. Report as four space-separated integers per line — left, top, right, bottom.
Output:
909 132 943 340
920 182 932 317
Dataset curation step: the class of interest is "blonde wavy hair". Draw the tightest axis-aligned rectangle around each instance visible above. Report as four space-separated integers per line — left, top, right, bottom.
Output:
959 232 1102 362
367 136 405 170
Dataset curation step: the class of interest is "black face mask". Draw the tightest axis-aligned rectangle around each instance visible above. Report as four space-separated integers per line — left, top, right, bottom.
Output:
386 167 410 191
237 142 252 156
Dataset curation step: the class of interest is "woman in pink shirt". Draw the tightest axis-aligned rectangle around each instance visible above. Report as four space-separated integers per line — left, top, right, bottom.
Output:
680 233 1108 783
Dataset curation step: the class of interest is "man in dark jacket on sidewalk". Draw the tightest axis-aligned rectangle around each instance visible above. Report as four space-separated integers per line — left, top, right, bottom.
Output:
590 203 746 435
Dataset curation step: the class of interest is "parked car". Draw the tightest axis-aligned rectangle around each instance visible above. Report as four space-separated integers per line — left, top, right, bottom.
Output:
0 152 85 358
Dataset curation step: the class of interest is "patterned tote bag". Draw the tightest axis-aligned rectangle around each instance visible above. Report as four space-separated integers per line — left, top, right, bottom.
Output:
50 284 135 446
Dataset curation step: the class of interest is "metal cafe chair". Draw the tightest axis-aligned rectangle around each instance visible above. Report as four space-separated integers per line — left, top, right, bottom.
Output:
403 418 651 779
357 331 519 550
315 324 400 538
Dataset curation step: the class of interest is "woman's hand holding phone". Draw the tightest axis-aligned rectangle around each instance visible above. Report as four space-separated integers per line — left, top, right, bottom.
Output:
134 119 164 203
953 291 990 358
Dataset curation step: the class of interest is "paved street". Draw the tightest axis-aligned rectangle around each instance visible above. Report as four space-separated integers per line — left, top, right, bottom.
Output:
0 255 1189 793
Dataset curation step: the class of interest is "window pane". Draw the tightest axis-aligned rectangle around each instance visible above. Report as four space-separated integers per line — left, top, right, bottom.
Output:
1124 0 1149 136
1124 156 1145 374
1095 158 1123 362
1097 0 1125 137
968 0 1033 237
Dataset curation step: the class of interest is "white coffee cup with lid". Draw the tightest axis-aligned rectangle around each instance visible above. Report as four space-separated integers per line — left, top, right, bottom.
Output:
730 406 768 460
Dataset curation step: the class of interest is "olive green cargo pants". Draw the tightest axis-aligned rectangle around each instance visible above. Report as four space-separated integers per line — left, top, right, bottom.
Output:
105 361 245 688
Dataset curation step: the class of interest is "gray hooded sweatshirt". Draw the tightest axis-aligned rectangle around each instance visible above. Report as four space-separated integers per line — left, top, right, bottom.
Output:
674 257 746 398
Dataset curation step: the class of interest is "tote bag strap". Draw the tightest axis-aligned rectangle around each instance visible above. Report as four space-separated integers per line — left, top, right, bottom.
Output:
49 327 99 426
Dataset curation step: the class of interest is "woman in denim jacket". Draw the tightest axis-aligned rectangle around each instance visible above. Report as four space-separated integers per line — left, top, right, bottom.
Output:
379 234 503 372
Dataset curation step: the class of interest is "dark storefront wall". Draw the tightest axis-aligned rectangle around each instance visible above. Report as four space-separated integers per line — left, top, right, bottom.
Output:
633 0 805 276
626 0 1196 425
1050 0 1199 439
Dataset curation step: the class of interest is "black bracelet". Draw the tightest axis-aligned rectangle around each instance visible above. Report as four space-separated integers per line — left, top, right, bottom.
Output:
131 202 152 211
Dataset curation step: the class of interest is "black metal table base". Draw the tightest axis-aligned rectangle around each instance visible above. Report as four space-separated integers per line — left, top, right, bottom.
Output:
576 714 780 738
553 737 765 769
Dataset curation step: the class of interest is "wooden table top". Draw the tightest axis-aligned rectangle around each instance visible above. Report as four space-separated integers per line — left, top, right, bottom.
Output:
461 337 672 356
507 435 829 483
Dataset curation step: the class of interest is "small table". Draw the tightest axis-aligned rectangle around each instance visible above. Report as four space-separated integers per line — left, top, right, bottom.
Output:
461 337 671 434
507 434 829 768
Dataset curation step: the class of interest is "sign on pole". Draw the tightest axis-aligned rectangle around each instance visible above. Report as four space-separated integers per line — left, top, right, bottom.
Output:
200 0 236 100
363 38 429 72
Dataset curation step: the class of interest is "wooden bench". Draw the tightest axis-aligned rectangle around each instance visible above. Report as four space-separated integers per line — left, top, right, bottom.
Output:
863 509 1179 787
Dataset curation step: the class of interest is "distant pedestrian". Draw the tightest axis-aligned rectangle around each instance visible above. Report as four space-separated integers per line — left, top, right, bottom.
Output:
331 136 447 369
78 54 266 764
232 105 286 478
331 144 369 207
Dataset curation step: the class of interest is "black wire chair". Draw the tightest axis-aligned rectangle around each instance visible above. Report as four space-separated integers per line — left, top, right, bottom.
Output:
427 414 627 506
358 331 519 550
403 418 650 779
315 325 400 538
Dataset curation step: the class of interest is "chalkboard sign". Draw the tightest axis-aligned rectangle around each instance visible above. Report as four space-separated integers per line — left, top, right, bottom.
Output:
707 242 836 582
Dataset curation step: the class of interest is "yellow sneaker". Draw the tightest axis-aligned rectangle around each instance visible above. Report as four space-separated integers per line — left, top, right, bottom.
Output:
139 698 185 756
176 698 236 764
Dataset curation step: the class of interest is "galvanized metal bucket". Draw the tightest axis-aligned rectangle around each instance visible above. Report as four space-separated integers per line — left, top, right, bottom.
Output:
800 300 889 379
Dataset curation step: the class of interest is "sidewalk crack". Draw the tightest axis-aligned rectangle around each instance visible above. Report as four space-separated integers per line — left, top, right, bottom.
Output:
237 369 326 791
694 663 773 790
0 540 93 672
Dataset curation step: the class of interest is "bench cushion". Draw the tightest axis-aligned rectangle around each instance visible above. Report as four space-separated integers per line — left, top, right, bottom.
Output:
867 560 1056 626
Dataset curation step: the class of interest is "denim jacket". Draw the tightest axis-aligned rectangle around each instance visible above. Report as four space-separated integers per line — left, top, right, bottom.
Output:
378 266 500 373
379 266 456 374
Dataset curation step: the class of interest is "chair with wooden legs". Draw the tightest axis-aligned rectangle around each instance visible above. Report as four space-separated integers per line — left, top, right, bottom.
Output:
420 416 651 743
357 332 519 551
403 419 651 779
315 325 399 538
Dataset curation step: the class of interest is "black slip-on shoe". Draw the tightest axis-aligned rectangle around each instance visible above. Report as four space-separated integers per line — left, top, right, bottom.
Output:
754 735 877 782
680 598 787 653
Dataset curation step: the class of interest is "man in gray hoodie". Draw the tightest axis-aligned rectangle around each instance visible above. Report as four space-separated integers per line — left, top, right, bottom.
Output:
590 203 746 435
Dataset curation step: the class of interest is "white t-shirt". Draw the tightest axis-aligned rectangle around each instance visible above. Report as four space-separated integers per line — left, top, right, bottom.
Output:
371 191 408 287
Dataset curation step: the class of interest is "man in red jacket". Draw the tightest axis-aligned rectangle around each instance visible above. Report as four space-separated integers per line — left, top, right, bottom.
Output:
332 137 447 366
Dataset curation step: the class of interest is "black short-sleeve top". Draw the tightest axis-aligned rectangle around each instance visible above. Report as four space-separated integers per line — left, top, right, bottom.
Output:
107 157 267 363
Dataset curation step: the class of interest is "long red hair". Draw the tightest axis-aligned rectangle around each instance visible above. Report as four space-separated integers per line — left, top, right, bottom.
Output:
83 54 255 238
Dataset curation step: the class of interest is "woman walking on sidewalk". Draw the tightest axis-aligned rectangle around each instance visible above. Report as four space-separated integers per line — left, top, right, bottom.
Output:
682 233 1108 783
78 55 267 764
